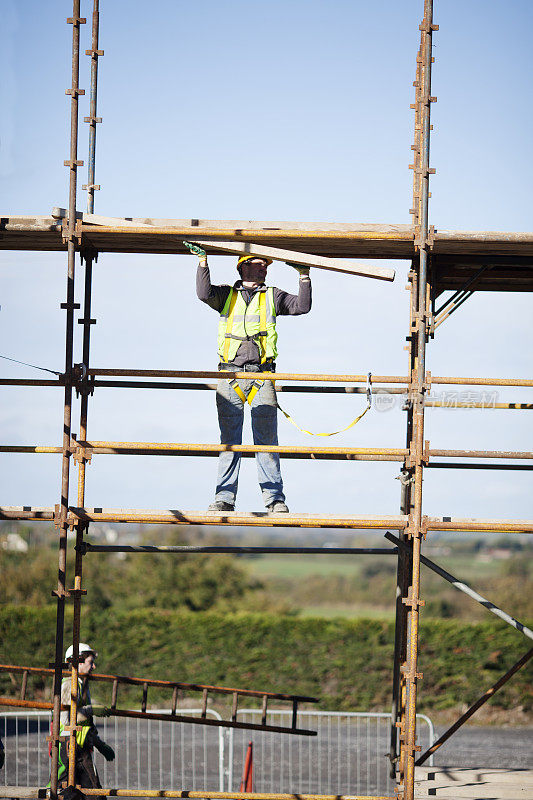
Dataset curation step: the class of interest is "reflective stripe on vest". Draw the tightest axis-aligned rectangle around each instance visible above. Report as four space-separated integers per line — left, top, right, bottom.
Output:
218 287 277 364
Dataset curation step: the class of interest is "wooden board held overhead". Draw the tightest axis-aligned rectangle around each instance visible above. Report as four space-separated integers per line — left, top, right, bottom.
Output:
188 238 396 282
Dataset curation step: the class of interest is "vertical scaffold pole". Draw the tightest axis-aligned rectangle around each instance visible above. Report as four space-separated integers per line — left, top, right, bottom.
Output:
389 266 416 778
68 0 103 785
390 11 425 780
51 3 85 797
84 0 102 214
401 2 437 800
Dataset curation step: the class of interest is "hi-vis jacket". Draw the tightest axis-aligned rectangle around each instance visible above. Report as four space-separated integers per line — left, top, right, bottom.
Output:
196 269 312 366
59 676 93 746
218 287 277 364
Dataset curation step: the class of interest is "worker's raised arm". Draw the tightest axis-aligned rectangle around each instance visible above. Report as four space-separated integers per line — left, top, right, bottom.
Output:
273 266 312 315
184 241 231 312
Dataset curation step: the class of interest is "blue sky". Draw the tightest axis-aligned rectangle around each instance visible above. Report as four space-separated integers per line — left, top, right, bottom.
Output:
1 0 532 521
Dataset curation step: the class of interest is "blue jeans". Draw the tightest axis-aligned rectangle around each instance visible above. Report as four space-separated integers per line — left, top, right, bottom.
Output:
215 377 285 507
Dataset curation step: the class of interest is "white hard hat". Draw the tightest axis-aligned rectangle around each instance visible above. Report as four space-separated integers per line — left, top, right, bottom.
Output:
65 643 98 661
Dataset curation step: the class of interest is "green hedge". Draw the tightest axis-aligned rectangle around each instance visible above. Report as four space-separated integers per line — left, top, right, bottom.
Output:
1 606 531 715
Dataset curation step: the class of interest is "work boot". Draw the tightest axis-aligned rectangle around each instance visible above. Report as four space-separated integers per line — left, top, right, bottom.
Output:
207 500 235 512
267 501 289 513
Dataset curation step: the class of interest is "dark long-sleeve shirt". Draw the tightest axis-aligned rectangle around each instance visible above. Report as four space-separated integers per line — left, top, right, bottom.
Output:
196 264 312 366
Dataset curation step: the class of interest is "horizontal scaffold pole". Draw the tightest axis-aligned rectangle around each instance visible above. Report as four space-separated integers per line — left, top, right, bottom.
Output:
427 462 533 471
93 380 405 394
2 507 532 532
69 509 407 529
0 379 64 387
87 369 533 387
80 792 392 800
0 788 393 800
431 376 533 387
69 441 407 461
187 237 396 281
81 543 398 555
428 448 533 460
3 444 532 463
88 369 409 383
3 379 531 410
426 516 533 533
75 513 533 534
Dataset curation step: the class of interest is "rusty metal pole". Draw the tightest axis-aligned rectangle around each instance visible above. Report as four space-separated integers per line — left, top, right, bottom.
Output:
67 528 84 788
50 3 85 798
68 0 103 784
390 16 426 781
401 3 436 799
84 0 102 214
389 271 416 779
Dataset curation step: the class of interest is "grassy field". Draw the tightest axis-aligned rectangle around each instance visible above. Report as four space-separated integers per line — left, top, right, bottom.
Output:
246 553 508 581
246 554 368 578
244 549 533 621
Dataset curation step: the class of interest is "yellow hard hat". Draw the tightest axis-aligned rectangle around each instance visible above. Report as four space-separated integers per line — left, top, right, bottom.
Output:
237 255 273 268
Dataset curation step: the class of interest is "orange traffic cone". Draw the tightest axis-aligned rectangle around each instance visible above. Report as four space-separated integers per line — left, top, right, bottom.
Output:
239 741 254 792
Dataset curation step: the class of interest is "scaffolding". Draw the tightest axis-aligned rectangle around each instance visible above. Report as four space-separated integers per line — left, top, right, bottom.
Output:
1 2 532 800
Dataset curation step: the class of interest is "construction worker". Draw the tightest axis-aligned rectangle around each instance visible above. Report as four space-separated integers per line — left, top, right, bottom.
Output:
51 643 114 793
188 242 312 512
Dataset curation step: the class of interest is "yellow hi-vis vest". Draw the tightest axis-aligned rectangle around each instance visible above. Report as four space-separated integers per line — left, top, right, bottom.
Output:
217 287 278 364
58 677 92 747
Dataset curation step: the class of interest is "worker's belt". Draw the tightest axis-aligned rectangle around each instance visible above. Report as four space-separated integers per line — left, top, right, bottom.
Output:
218 361 276 405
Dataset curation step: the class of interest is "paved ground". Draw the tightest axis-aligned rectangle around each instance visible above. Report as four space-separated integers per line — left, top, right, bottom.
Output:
415 767 533 799
1 714 531 798
432 726 533 770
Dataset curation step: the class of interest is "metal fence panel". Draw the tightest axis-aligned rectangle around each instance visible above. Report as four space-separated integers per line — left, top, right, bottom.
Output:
1 709 224 791
2 708 433 798
229 710 434 797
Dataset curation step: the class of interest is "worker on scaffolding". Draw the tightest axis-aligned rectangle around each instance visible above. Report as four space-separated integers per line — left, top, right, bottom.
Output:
50 643 114 794
187 243 312 512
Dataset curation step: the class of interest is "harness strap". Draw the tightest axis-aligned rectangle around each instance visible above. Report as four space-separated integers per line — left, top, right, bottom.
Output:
258 291 267 364
276 373 373 436
246 379 263 404
228 378 265 405
228 378 248 404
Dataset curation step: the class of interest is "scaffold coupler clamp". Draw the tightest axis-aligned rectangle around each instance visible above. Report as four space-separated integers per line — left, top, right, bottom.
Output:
396 468 414 486
73 362 94 399
366 372 372 407
72 432 92 467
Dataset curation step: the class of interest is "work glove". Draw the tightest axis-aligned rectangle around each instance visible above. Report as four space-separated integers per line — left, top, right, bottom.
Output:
286 262 310 277
91 705 111 718
94 740 115 762
183 241 207 259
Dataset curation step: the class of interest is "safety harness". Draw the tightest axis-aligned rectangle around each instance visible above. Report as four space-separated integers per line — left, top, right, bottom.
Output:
222 289 270 406
220 288 373 436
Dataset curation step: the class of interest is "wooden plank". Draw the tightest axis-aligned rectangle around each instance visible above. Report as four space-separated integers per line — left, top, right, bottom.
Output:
188 238 396 282
2 215 533 270
52 207 155 228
